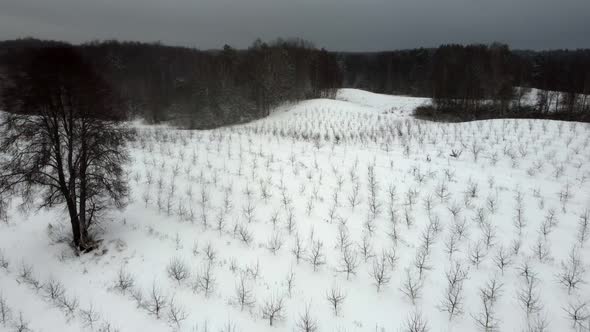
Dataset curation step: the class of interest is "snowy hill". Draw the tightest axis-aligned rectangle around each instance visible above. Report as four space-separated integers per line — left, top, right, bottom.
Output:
336 88 430 116
0 90 589 332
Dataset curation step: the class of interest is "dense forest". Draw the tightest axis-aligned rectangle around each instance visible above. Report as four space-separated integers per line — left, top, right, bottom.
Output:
1 38 589 125
0 38 342 128
341 44 590 120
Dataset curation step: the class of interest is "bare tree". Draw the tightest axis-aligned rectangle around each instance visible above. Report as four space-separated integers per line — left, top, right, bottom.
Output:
309 240 326 272
481 277 503 306
130 287 145 309
578 209 589 246
195 262 216 297
336 225 353 253
436 182 451 203
517 275 542 317
359 234 375 262
292 232 306 264
266 231 284 255
414 248 431 279
370 252 391 292
80 303 100 330
400 268 422 305
0 250 8 271
57 293 79 318
0 196 9 224
326 285 346 316
468 240 487 269
347 181 361 210
444 233 460 259
563 301 589 331
532 237 551 263
527 312 550 332
13 312 31 332
514 201 527 235
261 293 285 326
0 292 11 326
472 291 499 332
237 224 253 246
367 165 381 219
295 303 318 332
419 225 436 255
246 259 261 281
219 319 240 332
558 245 586 294
146 282 167 319
404 310 429 332
337 246 359 280
43 278 65 303
440 261 468 319
204 243 217 265
285 269 295 298
167 296 188 329
0 46 130 251
481 222 496 250
511 237 523 256
493 246 512 275
167 257 190 285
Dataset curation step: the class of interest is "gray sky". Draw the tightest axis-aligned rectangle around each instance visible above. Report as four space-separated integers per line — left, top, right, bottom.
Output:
1 0 589 51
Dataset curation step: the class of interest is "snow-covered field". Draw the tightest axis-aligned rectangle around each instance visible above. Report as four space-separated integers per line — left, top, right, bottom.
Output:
1 90 589 332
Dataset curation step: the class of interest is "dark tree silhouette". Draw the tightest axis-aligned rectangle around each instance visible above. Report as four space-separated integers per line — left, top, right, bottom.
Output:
0 46 130 251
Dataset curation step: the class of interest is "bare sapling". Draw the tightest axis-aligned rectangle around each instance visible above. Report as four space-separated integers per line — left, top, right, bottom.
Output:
0 292 11 326
261 292 285 326
266 231 284 255
167 257 190 285
167 296 188 329
359 233 375 262
146 282 167 319
400 268 422 305
309 239 326 272
492 246 512 275
326 285 346 316
439 261 468 320
337 246 359 280
563 300 589 331
295 303 318 332
558 245 585 294
292 232 306 264
404 310 429 332
517 275 542 317
80 303 100 330
371 252 391 292
414 247 432 279
234 273 256 311
195 262 216 297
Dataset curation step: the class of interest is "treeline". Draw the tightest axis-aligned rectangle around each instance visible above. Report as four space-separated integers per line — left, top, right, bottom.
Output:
341 44 590 121
1 38 589 125
0 38 342 128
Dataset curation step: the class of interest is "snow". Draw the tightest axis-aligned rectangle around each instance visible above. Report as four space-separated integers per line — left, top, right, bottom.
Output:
336 88 430 117
1 89 589 332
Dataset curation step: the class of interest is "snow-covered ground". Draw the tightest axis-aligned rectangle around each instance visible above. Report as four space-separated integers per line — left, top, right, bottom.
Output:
336 88 430 117
1 89 589 332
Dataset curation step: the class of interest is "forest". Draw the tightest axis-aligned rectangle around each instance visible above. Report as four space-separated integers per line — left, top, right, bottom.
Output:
1 38 589 125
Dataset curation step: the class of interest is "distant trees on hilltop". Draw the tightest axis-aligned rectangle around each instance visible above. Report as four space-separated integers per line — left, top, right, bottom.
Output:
1 38 589 125
341 44 590 121
0 38 342 129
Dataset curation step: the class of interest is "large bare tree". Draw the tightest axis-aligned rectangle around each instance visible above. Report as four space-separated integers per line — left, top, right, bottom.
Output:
0 46 131 251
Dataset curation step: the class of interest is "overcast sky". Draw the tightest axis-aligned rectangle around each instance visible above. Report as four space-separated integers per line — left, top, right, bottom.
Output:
1 0 589 51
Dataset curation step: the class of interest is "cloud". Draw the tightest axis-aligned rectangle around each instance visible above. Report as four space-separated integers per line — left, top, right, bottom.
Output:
0 0 588 50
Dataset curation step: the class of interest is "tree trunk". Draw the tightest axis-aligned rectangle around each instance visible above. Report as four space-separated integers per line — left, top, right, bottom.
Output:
79 123 88 245
66 200 81 248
